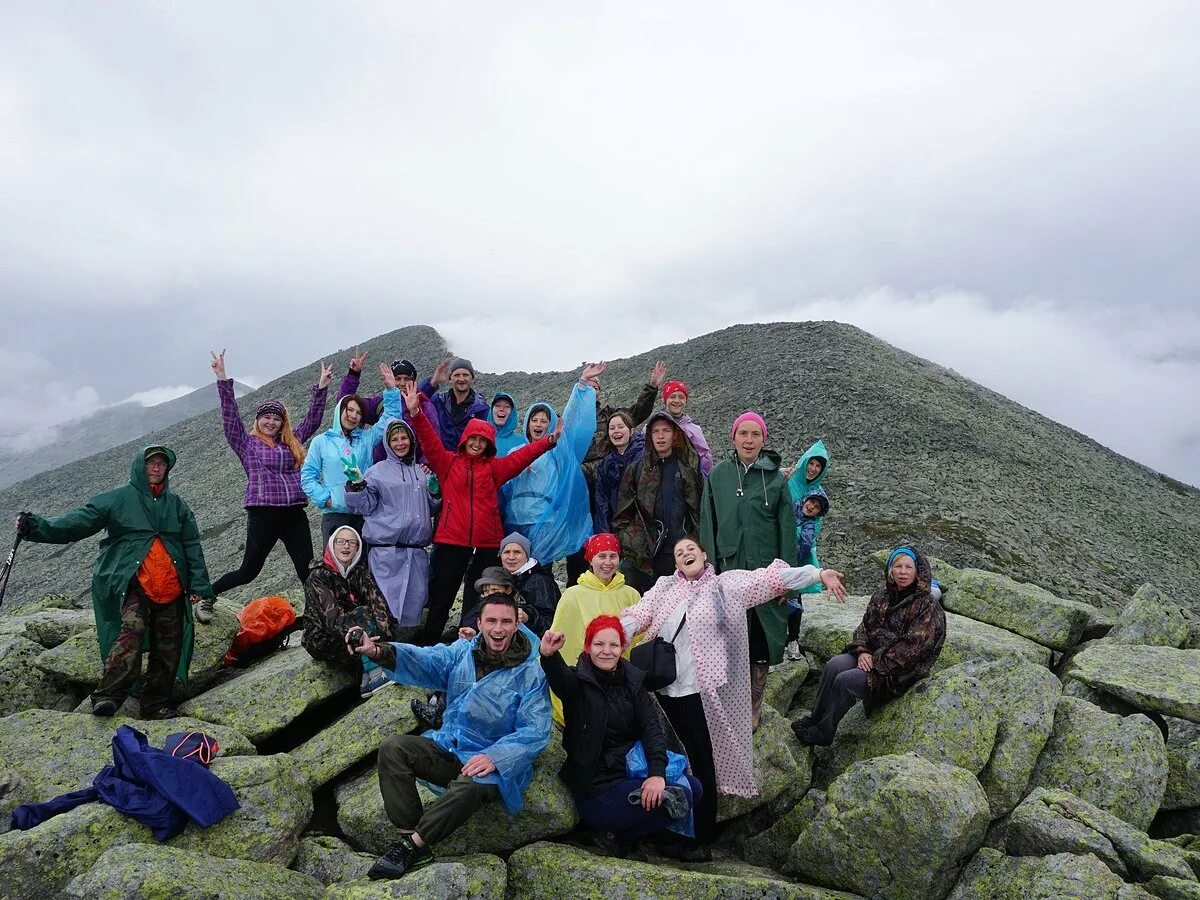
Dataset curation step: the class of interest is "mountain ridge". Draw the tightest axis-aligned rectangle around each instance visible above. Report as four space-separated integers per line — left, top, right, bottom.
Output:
1 321 1196 614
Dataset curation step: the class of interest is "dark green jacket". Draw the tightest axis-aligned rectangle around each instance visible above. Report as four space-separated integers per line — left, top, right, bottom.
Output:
26 445 211 686
699 449 796 664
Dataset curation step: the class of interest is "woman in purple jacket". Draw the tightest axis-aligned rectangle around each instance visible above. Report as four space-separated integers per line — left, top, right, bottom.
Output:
202 350 332 622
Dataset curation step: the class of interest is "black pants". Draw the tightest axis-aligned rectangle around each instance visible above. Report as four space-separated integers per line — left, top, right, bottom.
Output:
657 692 717 846
799 653 869 745
212 506 314 596
422 543 499 644
577 775 704 839
787 605 802 642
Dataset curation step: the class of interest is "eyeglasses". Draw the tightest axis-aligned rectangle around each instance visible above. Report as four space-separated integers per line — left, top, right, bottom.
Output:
333 539 359 548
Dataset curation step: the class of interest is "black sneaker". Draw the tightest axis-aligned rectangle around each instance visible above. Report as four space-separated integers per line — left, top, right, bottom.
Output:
367 835 432 880
91 698 119 717
410 693 445 730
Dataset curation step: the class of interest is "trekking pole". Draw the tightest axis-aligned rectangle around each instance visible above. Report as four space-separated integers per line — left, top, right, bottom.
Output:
0 533 21 611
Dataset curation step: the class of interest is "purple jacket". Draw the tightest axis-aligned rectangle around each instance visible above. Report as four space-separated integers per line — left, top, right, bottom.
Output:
337 370 440 464
219 378 328 507
419 377 490 451
672 414 714 476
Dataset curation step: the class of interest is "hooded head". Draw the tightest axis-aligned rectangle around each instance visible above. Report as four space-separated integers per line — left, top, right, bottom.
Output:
645 411 684 460
324 525 363 577
799 486 830 519
132 445 176 495
522 401 558 442
383 419 417 465
797 440 830 489
489 391 519 435
885 545 932 596
457 418 498 458
331 395 366 438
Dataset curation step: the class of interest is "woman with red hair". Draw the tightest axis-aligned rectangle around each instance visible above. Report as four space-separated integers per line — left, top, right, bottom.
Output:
540 614 700 859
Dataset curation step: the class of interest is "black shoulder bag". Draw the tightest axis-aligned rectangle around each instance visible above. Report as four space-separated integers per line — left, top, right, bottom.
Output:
629 613 687 691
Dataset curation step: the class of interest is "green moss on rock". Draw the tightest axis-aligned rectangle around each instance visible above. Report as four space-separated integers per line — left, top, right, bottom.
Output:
180 645 355 742
1165 719 1200 810
0 609 93 648
62 842 325 899
0 708 254 830
1070 645 1200 724
1104 584 1191 648
945 568 1097 650
789 753 990 900
321 855 504 900
719 704 812 822
291 835 378 885
0 633 75 716
764 657 811 715
1028 697 1167 831
947 848 1154 899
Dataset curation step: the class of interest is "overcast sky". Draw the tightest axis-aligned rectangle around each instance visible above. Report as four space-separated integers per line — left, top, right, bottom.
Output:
1 2 1197 484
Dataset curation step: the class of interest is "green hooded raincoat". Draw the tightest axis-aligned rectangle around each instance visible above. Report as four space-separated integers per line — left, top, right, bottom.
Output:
26 445 210 687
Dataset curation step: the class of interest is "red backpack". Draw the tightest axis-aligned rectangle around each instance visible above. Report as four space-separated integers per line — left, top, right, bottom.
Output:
223 596 297 667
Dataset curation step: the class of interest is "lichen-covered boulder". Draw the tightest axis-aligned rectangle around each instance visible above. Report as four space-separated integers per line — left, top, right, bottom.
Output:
764 656 811 715
719 704 812 822
508 841 855 899
1144 876 1200 899
799 596 1051 670
788 753 990 900
16 592 75 613
1165 719 1200 810
0 708 255 830
337 740 577 856
1028 697 1167 830
63 842 326 900
292 835 377 885
0 753 311 899
944 568 1096 650
0 633 75 716
0 608 94 648
322 854 506 900
1005 788 1198 884
1104 585 1191 648
813 663 1000 789
947 848 1154 899
1070 645 1200 724
742 788 826 873
958 656 1062 816
34 603 239 689
180 645 356 743
290 684 424 788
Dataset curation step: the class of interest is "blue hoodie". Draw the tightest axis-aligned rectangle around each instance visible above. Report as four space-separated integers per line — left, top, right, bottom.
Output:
489 391 526 458
502 383 597 563
301 391 403 514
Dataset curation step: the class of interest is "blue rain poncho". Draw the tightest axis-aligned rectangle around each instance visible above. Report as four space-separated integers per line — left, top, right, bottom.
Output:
343 419 436 626
381 625 552 814
488 392 526 458
501 382 597 563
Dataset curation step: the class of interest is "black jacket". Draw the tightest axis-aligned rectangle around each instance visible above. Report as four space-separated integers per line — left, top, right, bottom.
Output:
513 568 561 636
540 652 668 797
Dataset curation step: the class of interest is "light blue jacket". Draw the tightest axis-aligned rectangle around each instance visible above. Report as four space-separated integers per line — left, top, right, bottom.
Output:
382 625 551 814
502 383 596 563
301 391 404 514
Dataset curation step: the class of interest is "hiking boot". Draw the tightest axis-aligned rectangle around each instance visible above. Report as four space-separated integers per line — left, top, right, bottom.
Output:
360 667 394 699
785 640 803 661
195 597 216 624
144 705 183 721
91 698 119 717
411 693 445 730
367 835 432 880
660 836 712 862
592 830 628 858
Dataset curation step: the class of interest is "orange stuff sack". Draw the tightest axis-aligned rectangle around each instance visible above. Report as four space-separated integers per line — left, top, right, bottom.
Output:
224 596 297 666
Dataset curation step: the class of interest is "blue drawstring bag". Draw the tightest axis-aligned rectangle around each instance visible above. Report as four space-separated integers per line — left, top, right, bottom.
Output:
626 741 694 838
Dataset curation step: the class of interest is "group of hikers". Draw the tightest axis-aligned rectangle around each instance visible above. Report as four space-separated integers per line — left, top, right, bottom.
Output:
12 347 948 876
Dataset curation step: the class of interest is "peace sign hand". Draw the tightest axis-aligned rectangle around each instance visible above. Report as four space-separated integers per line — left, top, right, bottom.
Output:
318 361 334 389
349 347 369 373
210 349 227 381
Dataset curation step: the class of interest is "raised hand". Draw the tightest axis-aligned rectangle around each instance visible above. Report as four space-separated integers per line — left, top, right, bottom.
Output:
540 630 565 657
431 360 450 387
349 346 369 373
547 418 564 446
782 465 796 480
650 361 668 388
400 380 421 415
458 626 477 641
581 361 606 387
821 569 848 603
209 349 227 381
318 361 334 389
378 361 397 390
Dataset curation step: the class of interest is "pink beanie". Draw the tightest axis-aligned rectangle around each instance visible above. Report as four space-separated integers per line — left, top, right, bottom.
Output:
730 411 767 442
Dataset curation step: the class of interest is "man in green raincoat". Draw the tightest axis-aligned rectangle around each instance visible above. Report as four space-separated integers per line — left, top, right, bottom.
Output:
16 445 213 718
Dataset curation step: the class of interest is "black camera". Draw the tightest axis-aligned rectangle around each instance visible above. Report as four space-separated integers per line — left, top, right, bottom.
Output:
345 626 366 649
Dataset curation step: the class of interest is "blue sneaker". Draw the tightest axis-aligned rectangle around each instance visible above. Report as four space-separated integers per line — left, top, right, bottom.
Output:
360 668 393 698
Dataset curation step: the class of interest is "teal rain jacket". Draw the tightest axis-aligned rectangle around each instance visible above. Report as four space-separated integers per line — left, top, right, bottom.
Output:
787 440 830 595
502 383 597 563
381 625 551 814
302 391 404 514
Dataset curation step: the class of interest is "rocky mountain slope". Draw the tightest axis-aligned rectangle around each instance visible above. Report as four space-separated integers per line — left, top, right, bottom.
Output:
0 321 1197 614
0 380 255 490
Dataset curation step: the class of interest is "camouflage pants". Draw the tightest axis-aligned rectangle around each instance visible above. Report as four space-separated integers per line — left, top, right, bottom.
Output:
93 579 185 714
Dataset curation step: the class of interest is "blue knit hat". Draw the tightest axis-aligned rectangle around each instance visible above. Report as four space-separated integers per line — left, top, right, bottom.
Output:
886 547 918 571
